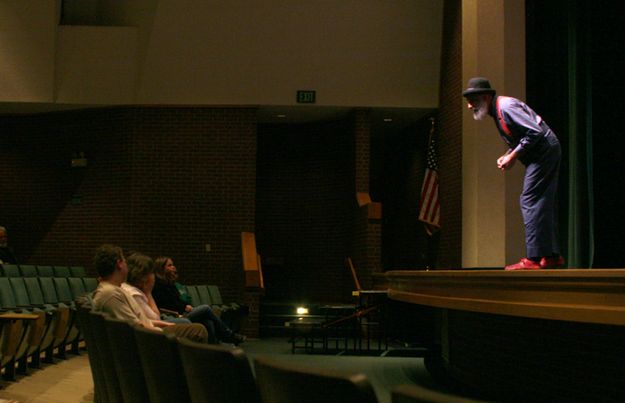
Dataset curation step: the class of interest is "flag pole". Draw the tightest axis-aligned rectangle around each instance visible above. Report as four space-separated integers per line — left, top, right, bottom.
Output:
428 116 435 142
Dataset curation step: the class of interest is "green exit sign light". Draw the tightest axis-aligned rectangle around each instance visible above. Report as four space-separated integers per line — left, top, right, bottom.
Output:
297 90 316 104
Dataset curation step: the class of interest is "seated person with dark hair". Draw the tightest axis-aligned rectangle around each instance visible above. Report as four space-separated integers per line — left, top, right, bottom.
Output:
152 256 245 345
92 244 208 343
122 252 195 326
0 226 17 264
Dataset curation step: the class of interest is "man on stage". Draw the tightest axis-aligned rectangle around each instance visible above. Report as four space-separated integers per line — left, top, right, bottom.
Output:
463 77 564 270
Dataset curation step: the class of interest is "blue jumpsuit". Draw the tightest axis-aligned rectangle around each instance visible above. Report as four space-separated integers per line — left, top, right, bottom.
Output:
491 96 561 259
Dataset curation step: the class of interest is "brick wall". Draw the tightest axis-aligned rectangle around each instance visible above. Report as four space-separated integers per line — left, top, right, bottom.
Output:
256 119 355 303
0 107 257 301
436 0 463 268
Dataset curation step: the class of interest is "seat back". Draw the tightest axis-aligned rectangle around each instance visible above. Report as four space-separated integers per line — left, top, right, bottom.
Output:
70 266 87 277
52 277 74 304
88 311 124 402
104 317 150 403
178 337 260 403
196 285 213 305
207 285 224 305
36 265 54 277
2 264 20 278
185 285 202 307
75 306 107 403
8 277 31 307
38 277 61 304
254 355 378 403
134 326 191 403
23 277 46 306
18 265 37 277
53 266 71 277
82 277 98 293
0 277 18 309
68 277 87 299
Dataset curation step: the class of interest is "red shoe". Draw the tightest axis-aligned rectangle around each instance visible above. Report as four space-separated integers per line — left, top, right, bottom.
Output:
505 258 541 271
540 255 565 269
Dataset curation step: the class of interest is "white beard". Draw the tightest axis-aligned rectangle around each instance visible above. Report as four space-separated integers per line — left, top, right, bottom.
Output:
472 101 489 121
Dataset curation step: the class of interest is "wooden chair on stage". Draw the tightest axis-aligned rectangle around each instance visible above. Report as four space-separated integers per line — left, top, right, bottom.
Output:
344 257 388 351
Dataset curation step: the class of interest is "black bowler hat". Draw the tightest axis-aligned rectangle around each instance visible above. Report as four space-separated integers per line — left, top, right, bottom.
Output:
462 77 496 97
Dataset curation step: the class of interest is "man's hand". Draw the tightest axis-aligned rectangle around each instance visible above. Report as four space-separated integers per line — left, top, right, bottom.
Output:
185 305 193 313
497 152 517 171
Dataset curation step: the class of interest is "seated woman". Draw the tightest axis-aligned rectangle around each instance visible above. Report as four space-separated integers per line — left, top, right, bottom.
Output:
152 256 246 345
122 253 193 326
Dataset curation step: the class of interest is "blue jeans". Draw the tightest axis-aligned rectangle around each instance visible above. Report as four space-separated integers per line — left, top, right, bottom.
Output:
186 305 234 343
164 316 191 324
521 132 561 258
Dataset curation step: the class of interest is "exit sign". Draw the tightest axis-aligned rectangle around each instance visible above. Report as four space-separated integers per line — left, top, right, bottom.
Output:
297 90 316 104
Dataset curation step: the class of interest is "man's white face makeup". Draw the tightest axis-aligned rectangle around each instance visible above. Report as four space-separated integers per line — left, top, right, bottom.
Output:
467 96 489 121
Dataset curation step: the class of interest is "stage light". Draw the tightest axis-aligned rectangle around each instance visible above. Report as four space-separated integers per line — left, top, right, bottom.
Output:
296 306 309 315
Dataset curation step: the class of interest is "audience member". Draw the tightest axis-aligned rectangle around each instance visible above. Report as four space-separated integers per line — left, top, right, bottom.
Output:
122 252 194 326
0 226 17 264
152 256 246 345
91 244 208 343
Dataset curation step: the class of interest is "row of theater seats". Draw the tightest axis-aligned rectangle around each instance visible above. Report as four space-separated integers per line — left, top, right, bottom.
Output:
77 301 478 403
0 263 98 382
181 284 248 332
1 264 87 278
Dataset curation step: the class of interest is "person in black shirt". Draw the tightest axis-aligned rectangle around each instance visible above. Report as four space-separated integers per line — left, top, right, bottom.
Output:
152 256 245 345
0 226 17 264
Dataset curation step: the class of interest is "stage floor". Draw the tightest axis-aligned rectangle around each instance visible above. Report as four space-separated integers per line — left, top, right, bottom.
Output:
385 269 625 325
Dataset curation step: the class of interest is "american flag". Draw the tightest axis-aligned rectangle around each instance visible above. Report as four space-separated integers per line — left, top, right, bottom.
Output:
418 123 440 235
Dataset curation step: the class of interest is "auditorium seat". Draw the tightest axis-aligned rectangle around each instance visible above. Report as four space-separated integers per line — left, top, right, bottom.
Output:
185 285 202 307
51 277 81 355
0 314 26 381
75 304 107 403
7 277 47 371
253 355 379 403
104 317 150 403
196 284 214 306
177 337 260 403
67 277 87 299
207 284 240 310
0 278 31 380
39 277 78 358
36 265 54 277
206 284 247 331
88 311 123 402
23 277 70 363
2 264 20 277
82 277 98 293
134 325 191 403
53 266 71 278
18 265 37 277
69 266 86 277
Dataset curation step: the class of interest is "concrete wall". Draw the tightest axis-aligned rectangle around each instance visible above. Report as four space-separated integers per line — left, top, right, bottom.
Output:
1 0 443 108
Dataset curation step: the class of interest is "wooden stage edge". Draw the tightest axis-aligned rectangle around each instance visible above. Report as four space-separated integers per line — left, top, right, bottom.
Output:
385 269 625 326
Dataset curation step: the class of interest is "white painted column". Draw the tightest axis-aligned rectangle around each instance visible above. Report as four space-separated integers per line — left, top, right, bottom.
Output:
462 0 526 267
